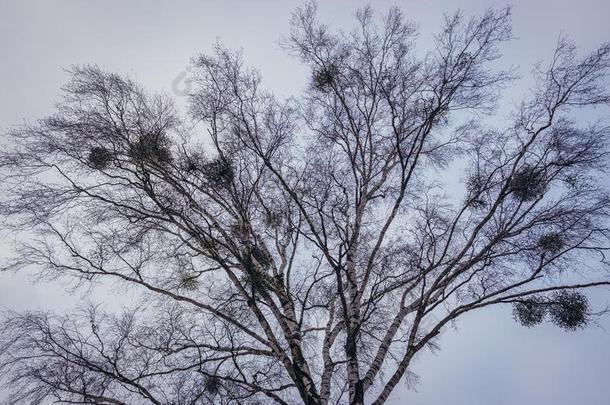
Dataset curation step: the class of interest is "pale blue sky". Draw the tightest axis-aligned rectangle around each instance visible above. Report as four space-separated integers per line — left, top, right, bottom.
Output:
1 1 609 404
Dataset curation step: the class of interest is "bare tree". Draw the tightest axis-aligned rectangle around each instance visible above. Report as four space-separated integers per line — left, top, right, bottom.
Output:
1 3 610 404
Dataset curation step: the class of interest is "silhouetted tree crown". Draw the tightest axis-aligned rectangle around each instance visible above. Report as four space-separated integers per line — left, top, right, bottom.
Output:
1 3 610 405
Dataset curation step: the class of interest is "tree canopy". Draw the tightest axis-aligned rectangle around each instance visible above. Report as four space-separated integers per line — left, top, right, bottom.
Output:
1 3 610 404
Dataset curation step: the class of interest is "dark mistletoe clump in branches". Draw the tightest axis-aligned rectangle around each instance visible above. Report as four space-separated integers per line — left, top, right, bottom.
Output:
129 132 173 166
513 291 589 330
513 297 547 327
549 291 589 331
202 158 234 187
87 146 113 169
312 63 338 92
178 272 200 291
204 375 221 396
509 165 547 202
181 152 205 173
180 155 234 187
250 245 272 268
242 266 270 298
537 232 564 254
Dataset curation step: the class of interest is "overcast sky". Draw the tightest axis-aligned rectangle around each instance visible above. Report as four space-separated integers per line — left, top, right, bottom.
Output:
1 1 610 404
